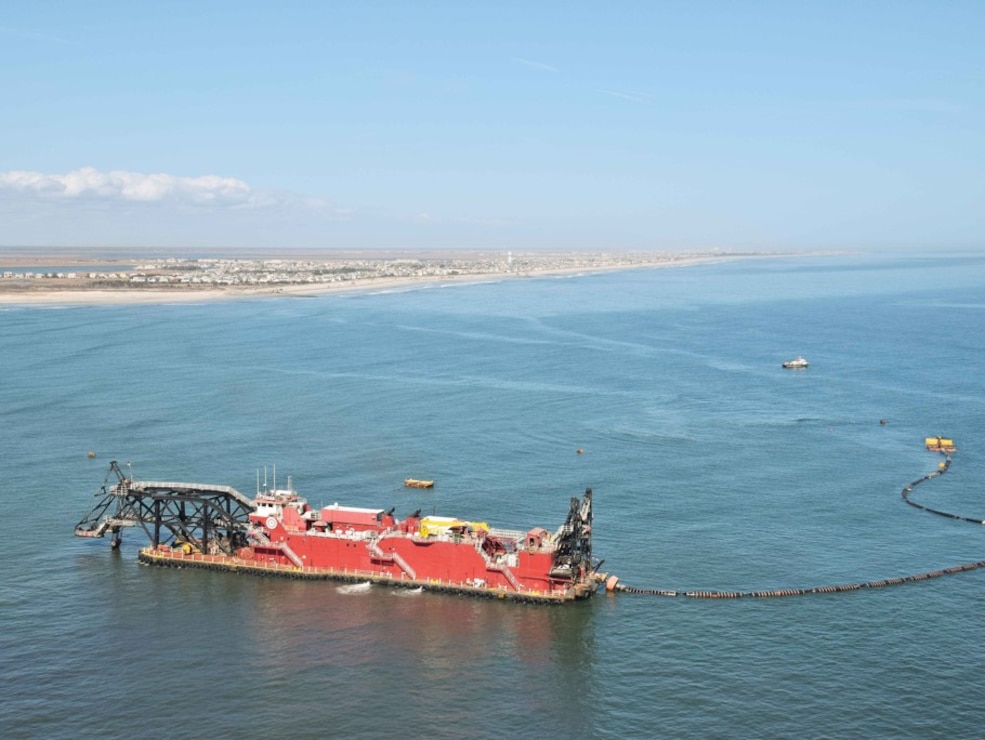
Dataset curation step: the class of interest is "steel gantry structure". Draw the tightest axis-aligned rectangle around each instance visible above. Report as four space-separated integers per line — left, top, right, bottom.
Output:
74 461 256 555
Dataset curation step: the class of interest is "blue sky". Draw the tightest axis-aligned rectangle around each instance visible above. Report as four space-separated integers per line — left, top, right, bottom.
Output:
1 1 982 252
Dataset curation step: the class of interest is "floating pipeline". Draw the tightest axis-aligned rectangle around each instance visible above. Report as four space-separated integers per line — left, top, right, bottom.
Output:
612 453 985 599
901 456 985 525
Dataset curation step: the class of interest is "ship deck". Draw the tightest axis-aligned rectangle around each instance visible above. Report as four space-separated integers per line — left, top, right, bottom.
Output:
138 546 597 604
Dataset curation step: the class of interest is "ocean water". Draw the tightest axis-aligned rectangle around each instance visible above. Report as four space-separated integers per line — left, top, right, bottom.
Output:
2 252 984 738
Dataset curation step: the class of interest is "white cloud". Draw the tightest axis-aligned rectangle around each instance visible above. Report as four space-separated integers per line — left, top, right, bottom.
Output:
0 167 258 207
404 211 512 227
0 166 362 248
0 24 72 46
511 57 556 72
600 89 651 103
866 98 967 114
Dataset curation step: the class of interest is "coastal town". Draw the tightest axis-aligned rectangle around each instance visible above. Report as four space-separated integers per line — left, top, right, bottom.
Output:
0 250 762 301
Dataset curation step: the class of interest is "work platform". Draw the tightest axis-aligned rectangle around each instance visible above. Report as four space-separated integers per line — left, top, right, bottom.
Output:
925 436 956 453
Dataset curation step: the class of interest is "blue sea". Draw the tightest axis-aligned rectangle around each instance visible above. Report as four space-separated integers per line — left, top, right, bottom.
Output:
2 252 984 738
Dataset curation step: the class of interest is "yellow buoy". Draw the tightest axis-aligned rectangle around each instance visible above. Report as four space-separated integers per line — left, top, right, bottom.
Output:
87 451 96 458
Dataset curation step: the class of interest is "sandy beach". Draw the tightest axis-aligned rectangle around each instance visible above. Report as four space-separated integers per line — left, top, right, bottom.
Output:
0 251 796 306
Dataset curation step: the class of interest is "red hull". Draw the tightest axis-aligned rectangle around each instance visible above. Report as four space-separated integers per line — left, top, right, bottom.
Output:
227 486 599 601
246 530 573 596
138 544 597 603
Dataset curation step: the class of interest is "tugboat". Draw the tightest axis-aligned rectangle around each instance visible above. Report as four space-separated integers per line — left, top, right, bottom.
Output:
782 356 809 369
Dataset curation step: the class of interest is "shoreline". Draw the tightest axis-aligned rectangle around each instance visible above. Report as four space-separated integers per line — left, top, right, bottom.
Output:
0 251 811 306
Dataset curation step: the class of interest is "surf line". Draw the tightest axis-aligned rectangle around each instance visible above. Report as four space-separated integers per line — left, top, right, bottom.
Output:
613 454 985 599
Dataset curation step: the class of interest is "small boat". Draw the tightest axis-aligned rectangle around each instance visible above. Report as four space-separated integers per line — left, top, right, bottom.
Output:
404 478 435 489
782 356 809 369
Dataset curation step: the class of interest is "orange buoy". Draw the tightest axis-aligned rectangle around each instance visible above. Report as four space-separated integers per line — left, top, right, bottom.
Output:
87 451 96 458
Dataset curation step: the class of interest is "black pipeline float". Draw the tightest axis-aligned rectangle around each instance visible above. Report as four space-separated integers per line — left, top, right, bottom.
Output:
610 444 985 599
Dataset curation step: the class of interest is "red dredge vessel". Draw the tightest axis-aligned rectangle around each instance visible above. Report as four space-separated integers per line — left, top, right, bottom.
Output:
74 462 603 603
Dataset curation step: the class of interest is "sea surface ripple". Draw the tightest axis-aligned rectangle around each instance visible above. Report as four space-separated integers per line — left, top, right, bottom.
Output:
2 252 984 738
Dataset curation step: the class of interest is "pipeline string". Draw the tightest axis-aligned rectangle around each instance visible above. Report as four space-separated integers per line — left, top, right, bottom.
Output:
616 455 985 598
